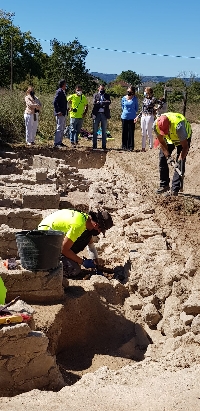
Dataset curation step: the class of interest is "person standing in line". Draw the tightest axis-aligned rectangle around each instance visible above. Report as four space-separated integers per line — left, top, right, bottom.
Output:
24 86 41 146
92 84 111 150
32 92 42 142
134 87 162 151
53 79 67 148
121 86 138 151
67 85 88 146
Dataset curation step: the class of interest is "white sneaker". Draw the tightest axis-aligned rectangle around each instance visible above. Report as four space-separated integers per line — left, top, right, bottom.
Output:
27 142 32 146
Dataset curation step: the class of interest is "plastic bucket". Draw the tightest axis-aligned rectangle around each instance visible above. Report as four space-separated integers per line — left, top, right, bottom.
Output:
15 230 64 271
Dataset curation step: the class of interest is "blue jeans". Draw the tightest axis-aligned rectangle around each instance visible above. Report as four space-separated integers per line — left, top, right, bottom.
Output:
93 113 107 149
70 117 83 143
54 115 66 146
159 138 191 192
61 255 81 277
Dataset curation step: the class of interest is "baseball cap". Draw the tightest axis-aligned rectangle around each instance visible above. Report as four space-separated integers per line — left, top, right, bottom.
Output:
97 210 113 235
157 115 170 135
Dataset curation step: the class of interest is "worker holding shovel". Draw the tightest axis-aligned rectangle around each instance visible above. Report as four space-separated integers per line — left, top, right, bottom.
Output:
153 113 192 196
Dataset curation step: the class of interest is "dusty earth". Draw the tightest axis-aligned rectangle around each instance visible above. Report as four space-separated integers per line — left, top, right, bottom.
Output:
1 124 200 410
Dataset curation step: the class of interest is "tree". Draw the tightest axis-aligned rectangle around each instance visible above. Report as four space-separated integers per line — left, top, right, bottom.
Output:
46 38 96 93
116 70 141 86
0 9 47 87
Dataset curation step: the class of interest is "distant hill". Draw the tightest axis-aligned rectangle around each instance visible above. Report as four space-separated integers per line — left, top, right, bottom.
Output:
90 72 118 83
90 72 200 84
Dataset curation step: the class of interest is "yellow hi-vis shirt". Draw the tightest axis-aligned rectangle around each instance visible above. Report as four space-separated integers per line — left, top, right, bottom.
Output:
67 94 88 118
38 210 88 243
0 276 7 305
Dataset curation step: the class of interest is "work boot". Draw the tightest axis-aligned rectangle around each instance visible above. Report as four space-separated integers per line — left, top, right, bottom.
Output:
156 186 170 194
164 190 179 197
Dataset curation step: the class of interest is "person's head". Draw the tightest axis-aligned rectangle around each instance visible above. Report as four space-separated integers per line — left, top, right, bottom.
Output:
59 79 66 90
144 87 153 98
87 210 113 236
98 84 106 94
26 86 35 98
75 85 82 96
157 115 170 135
127 86 135 97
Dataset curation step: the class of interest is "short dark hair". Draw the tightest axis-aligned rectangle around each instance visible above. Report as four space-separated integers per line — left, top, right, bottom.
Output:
59 79 66 88
89 211 98 223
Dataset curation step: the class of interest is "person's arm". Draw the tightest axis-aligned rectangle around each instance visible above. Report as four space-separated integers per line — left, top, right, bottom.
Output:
156 134 170 157
87 237 99 264
135 97 139 114
178 139 189 160
25 96 40 111
93 93 101 108
103 94 111 106
176 121 189 160
62 236 83 265
83 104 88 116
54 90 62 116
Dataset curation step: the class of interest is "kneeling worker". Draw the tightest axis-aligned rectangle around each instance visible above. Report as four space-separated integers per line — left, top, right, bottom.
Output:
38 209 113 278
153 112 192 196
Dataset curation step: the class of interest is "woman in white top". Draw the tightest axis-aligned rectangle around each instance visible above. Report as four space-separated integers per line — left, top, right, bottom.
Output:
24 86 41 145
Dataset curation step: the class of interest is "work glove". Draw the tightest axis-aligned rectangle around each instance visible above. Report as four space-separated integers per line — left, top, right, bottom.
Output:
174 160 181 170
166 156 174 166
82 258 96 269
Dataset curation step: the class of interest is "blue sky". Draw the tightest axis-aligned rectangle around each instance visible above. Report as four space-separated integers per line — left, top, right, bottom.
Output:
1 0 200 78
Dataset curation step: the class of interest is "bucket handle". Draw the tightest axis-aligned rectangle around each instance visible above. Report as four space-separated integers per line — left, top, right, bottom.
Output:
26 226 53 236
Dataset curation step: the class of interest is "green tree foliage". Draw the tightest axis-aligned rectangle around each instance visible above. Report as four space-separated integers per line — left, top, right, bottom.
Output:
116 70 141 86
46 38 97 93
0 9 47 87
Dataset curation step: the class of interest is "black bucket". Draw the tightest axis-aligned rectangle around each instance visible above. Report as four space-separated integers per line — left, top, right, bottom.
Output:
15 230 64 271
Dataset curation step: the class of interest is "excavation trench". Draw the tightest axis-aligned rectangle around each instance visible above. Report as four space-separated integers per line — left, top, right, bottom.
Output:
2 144 200 395
34 278 151 386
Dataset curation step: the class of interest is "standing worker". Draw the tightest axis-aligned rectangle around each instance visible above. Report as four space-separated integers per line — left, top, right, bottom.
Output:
67 85 88 146
153 112 192 196
38 209 113 279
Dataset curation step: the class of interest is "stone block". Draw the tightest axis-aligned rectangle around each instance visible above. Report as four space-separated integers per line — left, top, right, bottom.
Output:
141 303 161 326
180 311 194 326
183 293 200 315
1 263 64 303
35 169 48 181
191 314 200 334
0 323 30 338
22 193 60 209
124 294 143 310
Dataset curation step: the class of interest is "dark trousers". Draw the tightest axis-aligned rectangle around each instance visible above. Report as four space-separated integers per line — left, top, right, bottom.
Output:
122 119 135 150
159 138 191 192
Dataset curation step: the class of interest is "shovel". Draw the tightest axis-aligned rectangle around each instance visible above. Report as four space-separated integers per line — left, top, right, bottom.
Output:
171 160 184 192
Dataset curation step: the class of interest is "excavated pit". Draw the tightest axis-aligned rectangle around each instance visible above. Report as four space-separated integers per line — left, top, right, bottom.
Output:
0 130 200 407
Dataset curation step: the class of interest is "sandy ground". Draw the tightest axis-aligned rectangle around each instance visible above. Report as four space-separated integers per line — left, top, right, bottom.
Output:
1 124 200 410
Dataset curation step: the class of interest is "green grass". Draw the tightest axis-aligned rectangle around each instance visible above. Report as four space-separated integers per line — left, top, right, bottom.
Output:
0 89 199 149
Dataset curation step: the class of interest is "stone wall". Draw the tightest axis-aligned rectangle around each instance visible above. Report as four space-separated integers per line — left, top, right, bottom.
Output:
0 323 64 396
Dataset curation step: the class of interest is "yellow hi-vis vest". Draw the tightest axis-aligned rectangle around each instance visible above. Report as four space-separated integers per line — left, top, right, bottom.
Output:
155 112 192 146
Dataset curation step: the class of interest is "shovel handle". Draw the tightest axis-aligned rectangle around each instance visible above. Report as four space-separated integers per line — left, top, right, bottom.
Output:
0 295 20 314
